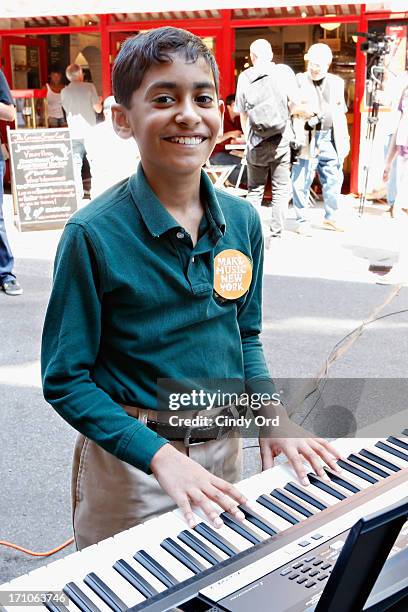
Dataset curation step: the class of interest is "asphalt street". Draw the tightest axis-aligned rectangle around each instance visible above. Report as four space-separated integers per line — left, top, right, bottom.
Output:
1 192 407 584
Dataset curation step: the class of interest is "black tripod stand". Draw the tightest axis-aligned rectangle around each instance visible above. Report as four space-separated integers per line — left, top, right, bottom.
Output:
358 32 393 216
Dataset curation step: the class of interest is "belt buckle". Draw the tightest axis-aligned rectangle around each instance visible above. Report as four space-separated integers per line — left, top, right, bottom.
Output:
183 425 209 447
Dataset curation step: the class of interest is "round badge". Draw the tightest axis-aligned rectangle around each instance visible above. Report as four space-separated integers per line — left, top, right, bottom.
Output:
214 249 253 300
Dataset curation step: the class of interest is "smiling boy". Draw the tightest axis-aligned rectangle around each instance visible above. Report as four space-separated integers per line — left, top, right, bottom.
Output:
42 28 341 550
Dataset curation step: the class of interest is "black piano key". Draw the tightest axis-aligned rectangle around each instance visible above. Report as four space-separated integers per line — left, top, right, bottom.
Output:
43 602 70 612
270 489 314 518
194 522 239 557
347 453 389 478
323 468 360 494
402 429 408 437
256 495 299 525
133 550 177 588
113 558 158 598
221 512 262 545
161 537 206 574
238 505 278 536
387 436 408 452
336 460 378 485
84 572 127 612
284 482 327 511
307 473 347 500
359 448 400 472
178 530 223 565
375 441 408 462
63 583 101 612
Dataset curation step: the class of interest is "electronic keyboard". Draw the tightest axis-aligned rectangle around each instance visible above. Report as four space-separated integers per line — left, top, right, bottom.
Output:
1 427 407 612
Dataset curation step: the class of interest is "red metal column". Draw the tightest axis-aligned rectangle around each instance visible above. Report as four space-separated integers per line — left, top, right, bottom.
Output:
100 14 111 100
220 10 234 100
351 4 368 194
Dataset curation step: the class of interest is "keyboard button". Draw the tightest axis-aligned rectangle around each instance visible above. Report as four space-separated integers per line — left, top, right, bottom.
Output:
298 541 310 547
301 566 312 573
305 580 317 588
318 574 329 581
311 533 324 541
292 563 302 569
307 474 348 500
280 568 292 576
297 577 308 584
313 560 323 566
289 573 300 580
303 556 315 563
309 570 320 577
321 563 331 570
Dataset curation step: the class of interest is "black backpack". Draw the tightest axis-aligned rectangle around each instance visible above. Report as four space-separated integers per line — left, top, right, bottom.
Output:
244 66 289 138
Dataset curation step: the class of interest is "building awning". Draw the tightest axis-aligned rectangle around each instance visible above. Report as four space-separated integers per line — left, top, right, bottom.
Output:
0 0 399 20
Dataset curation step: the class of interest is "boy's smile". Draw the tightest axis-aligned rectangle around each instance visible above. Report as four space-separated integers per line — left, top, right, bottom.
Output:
119 54 223 177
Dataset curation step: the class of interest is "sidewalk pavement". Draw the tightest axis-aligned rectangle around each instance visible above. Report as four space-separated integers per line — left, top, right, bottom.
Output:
0 191 407 583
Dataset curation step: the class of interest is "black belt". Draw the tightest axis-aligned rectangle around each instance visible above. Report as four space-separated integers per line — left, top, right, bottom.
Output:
146 403 249 446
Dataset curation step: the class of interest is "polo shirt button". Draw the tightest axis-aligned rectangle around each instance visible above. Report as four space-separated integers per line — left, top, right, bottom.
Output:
176 231 184 239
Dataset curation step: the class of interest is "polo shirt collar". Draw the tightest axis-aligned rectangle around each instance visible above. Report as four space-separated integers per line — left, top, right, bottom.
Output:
129 165 226 240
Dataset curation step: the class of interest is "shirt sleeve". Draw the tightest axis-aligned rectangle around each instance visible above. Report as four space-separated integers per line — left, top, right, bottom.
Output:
234 72 247 114
237 207 277 399
0 70 14 105
41 222 169 473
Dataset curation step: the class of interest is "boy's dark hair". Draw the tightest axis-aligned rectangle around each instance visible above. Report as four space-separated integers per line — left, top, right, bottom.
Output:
112 26 220 109
225 94 236 106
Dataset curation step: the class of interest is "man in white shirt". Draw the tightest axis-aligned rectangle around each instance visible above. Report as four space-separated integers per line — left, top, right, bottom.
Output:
235 39 302 240
61 64 102 200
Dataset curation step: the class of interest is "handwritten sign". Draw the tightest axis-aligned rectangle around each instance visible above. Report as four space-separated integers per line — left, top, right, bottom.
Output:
214 249 252 300
7 127 77 231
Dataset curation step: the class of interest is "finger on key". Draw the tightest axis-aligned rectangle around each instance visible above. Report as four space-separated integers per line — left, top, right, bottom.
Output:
317 438 344 462
178 495 198 529
301 446 328 479
212 477 248 505
286 448 309 486
205 486 245 521
314 443 343 473
189 490 223 529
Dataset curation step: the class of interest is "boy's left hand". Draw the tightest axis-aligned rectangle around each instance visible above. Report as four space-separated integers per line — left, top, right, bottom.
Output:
258 420 343 486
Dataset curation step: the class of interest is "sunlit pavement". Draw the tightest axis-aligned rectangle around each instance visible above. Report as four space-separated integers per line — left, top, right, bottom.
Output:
1 191 407 582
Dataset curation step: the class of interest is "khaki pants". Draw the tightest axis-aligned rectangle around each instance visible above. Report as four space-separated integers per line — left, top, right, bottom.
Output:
71 409 243 550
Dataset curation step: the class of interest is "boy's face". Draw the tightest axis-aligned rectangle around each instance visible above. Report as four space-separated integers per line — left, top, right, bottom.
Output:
113 54 223 177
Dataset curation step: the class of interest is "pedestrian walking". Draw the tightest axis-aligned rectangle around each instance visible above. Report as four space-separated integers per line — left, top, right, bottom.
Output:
291 43 350 233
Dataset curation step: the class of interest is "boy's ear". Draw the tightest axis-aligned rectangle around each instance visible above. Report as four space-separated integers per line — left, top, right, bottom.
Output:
218 99 225 139
111 103 133 140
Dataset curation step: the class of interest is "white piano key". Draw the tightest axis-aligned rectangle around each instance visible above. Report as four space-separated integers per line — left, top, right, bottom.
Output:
333 462 375 490
244 499 290 532
85 564 146 609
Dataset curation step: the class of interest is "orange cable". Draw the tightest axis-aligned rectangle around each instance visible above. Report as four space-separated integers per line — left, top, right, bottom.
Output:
0 537 74 557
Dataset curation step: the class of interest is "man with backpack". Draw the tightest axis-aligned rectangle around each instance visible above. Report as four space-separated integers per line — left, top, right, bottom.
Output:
235 39 302 240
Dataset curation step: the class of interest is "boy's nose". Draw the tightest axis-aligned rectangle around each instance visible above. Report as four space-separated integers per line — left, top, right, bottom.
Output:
175 100 201 125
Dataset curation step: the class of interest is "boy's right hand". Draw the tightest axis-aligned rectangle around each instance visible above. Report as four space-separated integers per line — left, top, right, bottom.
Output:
383 164 391 182
150 444 247 529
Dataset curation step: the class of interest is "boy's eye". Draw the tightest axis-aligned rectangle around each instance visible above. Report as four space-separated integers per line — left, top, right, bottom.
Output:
196 94 214 104
153 95 174 104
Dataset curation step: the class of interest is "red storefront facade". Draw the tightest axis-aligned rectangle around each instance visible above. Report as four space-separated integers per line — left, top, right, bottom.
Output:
0 3 407 192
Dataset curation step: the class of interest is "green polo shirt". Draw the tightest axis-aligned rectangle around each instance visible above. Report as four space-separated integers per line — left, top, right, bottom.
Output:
41 165 276 473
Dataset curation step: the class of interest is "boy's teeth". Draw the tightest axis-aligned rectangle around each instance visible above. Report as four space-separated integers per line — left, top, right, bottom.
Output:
170 136 203 145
